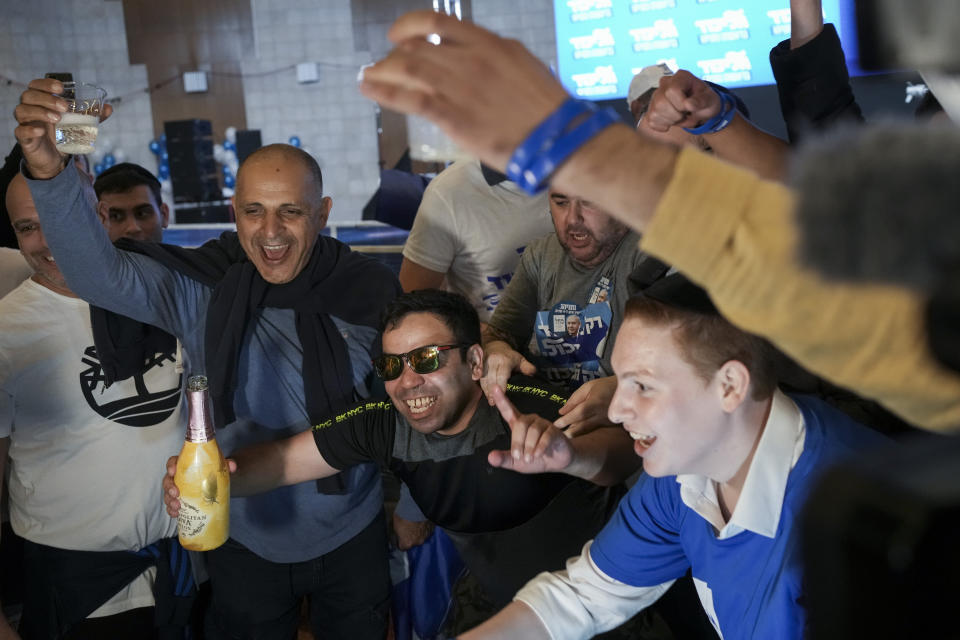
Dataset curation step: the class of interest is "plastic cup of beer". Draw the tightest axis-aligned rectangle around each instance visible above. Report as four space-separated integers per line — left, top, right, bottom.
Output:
54 82 107 155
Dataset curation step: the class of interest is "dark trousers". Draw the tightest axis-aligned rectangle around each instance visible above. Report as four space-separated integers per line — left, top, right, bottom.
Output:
204 512 391 640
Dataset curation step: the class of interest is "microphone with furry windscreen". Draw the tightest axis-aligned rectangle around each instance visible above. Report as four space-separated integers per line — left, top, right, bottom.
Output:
791 124 960 373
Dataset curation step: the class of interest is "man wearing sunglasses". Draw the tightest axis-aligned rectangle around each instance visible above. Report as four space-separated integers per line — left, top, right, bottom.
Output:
163 289 641 634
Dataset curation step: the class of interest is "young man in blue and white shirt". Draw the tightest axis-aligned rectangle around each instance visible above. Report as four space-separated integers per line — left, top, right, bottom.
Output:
461 273 887 640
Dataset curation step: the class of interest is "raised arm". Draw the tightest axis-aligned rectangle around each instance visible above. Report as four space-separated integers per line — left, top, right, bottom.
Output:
770 0 863 142
357 11 960 431
14 78 194 333
790 0 824 49
640 70 789 181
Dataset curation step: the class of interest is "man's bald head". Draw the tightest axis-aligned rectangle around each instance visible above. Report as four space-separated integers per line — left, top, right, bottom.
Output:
237 144 324 204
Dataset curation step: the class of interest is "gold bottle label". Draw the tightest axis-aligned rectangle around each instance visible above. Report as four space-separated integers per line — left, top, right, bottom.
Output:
175 440 230 551
178 499 212 538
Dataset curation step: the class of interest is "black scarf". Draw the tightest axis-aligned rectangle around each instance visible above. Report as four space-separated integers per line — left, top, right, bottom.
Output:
90 232 400 486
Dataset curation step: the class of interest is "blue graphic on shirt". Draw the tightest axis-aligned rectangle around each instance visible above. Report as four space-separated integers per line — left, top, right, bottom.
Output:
534 300 611 389
481 247 528 313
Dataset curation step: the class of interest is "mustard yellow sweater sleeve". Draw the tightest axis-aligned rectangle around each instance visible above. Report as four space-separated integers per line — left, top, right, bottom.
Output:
640 147 960 432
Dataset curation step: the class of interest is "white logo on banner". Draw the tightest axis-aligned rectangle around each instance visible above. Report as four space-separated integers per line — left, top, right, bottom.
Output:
567 0 613 22
695 9 750 44
570 28 616 59
767 8 792 36
629 0 676 13
571 65 619 96
697 50 753 83
629 18 680 52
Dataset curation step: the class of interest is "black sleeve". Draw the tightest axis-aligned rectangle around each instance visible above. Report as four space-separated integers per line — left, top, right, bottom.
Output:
504 374 569 421
769 23 865 144
311 399 398 470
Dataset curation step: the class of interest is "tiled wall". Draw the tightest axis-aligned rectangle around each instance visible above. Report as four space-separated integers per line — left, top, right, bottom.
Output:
473 0 557 69
0 0 558 222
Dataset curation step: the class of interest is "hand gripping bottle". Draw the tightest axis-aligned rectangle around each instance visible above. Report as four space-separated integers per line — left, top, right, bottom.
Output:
174 375 229 550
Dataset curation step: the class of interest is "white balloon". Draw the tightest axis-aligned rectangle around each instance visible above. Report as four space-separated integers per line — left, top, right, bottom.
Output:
221 186 235 198
98 137 114 153
160 178 173 193
90 147 106 163
225 126 237 143
113 149 126 163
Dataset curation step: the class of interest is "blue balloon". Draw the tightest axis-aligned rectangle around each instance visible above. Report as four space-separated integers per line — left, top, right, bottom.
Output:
103 154 116 168
149 140 161 154
94 163 105 175
161 151 169 162
158 164 170 180
159 133 166 143
223 140 236 152
222 164 232 176
224 174 236 188
288 135 301 148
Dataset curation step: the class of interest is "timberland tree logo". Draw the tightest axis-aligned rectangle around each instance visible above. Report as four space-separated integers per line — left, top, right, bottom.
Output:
79 345 182 427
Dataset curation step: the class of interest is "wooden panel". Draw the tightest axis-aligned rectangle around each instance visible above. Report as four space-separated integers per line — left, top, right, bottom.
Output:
120 0 254 141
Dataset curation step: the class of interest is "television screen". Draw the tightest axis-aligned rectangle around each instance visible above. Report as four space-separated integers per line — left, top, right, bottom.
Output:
554 0 862 99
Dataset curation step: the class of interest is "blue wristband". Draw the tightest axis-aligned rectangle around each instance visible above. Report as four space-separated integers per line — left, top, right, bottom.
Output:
506 98 590 183
683 87 737 135
516 106 620 195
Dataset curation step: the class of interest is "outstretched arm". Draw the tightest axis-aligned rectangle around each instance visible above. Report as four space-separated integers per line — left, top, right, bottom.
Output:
164 430 341 517
461 540 672 639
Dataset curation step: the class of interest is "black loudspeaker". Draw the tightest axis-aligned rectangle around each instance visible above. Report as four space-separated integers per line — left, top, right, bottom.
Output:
235 130 262 165
164 119 220 203
174 202 234 224
801 433 960 639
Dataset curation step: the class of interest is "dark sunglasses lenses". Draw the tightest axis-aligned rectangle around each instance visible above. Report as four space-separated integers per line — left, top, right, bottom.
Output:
408 347 441 374
374 346 442 380
374 355 403 380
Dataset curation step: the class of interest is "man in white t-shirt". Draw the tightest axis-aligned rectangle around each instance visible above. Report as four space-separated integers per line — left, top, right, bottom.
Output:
400 159 553 324
0 166 185 639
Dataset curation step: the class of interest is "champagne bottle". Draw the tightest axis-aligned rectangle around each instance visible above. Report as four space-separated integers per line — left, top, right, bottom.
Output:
174 375 229 551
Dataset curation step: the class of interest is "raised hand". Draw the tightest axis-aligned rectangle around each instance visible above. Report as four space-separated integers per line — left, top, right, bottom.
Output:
487 385 573 474
14 78 114 180
642 70 722 133
358 10 568 173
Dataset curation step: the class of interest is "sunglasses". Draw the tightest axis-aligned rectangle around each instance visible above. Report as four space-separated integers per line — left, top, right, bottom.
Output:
372 344 469 381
